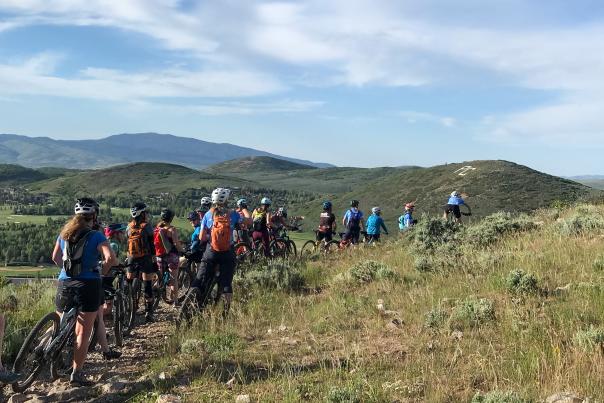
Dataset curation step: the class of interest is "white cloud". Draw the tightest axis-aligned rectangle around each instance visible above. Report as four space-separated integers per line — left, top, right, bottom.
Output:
398 111 456 128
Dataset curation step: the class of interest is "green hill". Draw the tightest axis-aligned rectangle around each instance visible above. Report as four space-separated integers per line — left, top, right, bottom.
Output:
206 156 317 174
0 164 48 185
296 160 597 225
27 162 258 196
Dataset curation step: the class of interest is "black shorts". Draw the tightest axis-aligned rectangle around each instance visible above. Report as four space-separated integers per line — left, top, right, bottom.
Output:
127 255 156 275
101 276 115 303
445 204 461 219
343 227 361 244
316 231 333 243
55 279 102 313
193 248 236 295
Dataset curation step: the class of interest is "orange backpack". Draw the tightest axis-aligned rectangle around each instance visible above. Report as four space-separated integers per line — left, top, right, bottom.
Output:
211 210 232 252
128 222 149 258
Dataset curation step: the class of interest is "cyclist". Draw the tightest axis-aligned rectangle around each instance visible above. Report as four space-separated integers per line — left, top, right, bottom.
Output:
197 196 212 220
443 191 471 223
105 223 127 257
366 207 389 242
341 200 365 246
187 211 205 259
271 207 288 237
51 198 117 386
192 188 241 315
252 197 272 257
154 208 183 305
398 203 416 232
317 201 337 244
235 198 252 245
126 202 157 323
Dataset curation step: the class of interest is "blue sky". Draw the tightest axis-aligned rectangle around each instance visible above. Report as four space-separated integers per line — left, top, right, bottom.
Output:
0 1 603 175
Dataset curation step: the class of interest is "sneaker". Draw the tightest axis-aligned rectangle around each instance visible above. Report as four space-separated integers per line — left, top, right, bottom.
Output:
70 370 95 387
102 350 122 360
0 369 20 384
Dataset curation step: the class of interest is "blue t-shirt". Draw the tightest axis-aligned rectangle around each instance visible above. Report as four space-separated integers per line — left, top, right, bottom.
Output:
447 196 465 206
190 224 202 252
58 231 107 281
399 212 413 230
344 208 364 228
366 214 388 235
201 210 241 245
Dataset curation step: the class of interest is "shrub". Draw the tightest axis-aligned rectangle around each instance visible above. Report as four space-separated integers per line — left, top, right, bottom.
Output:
593 255 604 271
424 308 448 329
234 261 305 292
326 384 362 403
472 390 528 403
573 326 604 351
409 215 463 253
506 269 539 294
349 260 396 283
450 298 496 329
202 333 241 360
414 255 433 272
465 212 535 248
559 205 604 236
180 339 205 355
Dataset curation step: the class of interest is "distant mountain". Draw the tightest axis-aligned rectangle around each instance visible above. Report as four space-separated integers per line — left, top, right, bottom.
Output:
0 133 332 170
205 156 317 175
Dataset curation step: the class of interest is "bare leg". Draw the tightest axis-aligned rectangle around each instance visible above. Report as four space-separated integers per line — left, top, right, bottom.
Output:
95 308 110 353
73 311 96 371
169 267 179 301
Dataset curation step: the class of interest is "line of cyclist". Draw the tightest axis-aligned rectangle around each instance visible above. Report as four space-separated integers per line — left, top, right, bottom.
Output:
2 189 470 388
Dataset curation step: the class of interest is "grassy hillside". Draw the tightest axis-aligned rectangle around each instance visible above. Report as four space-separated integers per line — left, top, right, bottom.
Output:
27 162 257 196
205 156 317 175
0 164 48 185
575 179 604 190
126 204 604 401
297 160 596 226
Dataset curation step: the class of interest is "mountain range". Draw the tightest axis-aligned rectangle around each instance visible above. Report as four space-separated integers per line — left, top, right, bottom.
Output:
0 133 331 169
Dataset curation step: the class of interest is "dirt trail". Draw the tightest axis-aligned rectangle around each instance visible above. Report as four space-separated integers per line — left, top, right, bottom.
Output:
2 306 176 403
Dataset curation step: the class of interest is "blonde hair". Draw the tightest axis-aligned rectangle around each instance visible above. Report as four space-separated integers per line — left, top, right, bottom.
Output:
60 214 94 242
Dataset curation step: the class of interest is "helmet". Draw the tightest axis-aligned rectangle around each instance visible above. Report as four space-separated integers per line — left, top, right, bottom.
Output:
322 201 332 210
261 197 272 206
237 198 248 208
278 207 287 217
74 198 99 216
405 202 415 211
372 207 381 214
351 200 359 208
187 211 199 221
160 208 174 222
200 197 212 207
211 188 231 205
451 191 460 198
130 202 147 218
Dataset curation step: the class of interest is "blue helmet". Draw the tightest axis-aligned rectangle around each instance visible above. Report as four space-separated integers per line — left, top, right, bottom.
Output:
187 211 199 221
322 201 332 210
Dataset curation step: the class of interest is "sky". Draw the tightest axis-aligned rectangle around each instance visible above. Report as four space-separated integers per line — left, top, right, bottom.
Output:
0 1 603 176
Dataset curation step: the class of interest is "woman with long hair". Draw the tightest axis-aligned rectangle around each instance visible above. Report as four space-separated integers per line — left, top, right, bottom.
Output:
154 208 182 305
51 198 117 386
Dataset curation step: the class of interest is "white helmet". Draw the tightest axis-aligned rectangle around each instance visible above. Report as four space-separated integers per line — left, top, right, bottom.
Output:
372 207 381 214
211 188 231 205
74 198 99 215
451 191 460 198
261 197 272 206
200 197 212 207
278 207 287 216
130 202 147 218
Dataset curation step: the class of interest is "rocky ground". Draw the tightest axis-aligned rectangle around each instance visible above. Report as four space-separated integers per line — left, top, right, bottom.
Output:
1 305 176 403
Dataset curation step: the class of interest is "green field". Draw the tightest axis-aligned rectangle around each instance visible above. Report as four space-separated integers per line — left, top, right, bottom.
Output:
0 265 59 277
0 207 66 224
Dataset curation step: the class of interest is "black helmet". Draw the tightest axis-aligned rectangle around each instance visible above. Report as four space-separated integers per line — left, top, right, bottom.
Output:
350 200 359 208
130 202 147 218
160 208 175 222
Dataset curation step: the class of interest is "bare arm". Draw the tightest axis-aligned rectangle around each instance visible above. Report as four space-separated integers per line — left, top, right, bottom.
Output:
52 240 62 266
98 241 118 275
171 227 182 251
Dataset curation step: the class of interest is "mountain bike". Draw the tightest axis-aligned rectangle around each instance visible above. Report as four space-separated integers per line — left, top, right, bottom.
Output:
177 266 222 328
300 230 340 258
11 307 87 393
269 227 297 259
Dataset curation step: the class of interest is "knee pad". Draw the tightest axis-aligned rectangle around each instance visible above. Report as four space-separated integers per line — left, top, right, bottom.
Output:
223 286 233 294
144 280 153 299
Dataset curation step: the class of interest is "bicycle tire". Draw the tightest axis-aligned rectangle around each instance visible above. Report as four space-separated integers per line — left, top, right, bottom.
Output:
300 240 317 258
121 279 133 334
325 240 340 253
286 240 297 257
269 239 288 259
176 267 193 303
176 288 201 328
113 292 124 347
234 242 252 264
87 317 100 352
127 279 141 331
12 312 60 393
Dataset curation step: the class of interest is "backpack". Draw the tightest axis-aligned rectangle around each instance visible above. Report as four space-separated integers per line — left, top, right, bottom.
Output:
398 215 406 230
346 209 362 229
153 226 173 257
63 229 94 278
211 210 232 252
252 209 267 232
128 222 149 258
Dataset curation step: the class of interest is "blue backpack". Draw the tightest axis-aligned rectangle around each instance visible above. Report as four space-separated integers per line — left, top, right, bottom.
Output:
347 209 362 229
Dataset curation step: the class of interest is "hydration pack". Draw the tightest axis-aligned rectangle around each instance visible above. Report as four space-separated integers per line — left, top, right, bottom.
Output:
153 226 173 257
128 222 149 258
211 210 232 252
252 209 267 232
63 229 93 278
346 209 362 229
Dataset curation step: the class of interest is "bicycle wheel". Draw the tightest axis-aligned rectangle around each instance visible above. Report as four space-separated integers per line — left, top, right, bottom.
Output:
325 240 340 254
286 240 297 257
87 317 100 352
127 278 141 331
270 239 289 259
121 280 133 334
176 288 201 328
234 242 252 264
300 240 317 259
113 292 124 347
12 312 60 393
50 330 74 381
176 266 193 303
